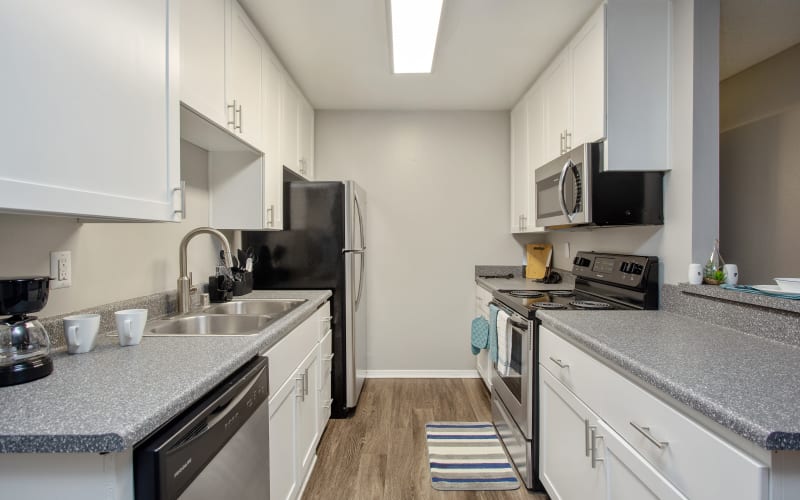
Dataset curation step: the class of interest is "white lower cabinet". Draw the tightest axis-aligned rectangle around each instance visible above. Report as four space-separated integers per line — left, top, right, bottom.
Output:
265 300 332 500
318 329 334 433
539 326 769 500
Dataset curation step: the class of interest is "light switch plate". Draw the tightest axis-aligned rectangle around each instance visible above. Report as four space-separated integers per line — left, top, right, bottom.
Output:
50 251 72 289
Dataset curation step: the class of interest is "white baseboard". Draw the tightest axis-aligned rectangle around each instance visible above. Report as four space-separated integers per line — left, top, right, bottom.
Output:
365 370 480 379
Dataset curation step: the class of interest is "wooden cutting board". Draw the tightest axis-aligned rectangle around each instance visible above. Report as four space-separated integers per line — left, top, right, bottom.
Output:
526 243 553 280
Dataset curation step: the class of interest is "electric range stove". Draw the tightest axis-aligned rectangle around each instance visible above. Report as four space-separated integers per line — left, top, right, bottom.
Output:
489 251 659 491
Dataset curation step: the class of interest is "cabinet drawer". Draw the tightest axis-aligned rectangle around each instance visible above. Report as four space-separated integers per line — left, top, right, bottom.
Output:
539 326 768 500
263 313 318 396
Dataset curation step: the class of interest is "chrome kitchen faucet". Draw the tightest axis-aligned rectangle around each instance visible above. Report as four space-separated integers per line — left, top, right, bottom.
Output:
177 227 233 314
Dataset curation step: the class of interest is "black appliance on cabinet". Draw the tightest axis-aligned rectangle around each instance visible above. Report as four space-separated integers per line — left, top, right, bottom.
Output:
243 180 367 418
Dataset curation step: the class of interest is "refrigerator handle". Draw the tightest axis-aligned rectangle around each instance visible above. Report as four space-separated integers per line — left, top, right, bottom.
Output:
354 191 365 248
355 250 365 308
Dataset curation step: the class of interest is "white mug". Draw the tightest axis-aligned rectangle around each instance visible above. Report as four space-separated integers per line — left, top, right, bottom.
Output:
724 264 739 285
115 309 148 346
63 314 101 354
688 263 703 285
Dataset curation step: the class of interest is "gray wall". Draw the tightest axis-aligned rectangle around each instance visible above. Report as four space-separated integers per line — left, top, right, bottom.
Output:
0 141 220 317
315 111 521 372
720 43 800 284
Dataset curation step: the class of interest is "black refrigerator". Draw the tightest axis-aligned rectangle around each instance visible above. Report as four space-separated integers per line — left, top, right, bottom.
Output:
243 180 366 418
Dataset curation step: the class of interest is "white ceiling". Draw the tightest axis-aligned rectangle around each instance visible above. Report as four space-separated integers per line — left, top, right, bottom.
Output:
241 0 800 110
720 0 800 80
241 0 600 110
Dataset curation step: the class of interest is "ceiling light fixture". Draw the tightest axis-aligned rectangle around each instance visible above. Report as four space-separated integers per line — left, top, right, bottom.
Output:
389 0 444 74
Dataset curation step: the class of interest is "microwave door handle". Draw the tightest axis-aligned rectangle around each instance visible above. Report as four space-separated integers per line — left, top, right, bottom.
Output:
558 159 575 222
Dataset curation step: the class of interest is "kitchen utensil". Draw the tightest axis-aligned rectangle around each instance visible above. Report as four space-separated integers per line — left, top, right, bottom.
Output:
232 255 239 269
238 249 248 269
688 264 703 285
0 276 54 386
115 309 148 346
723 264 739 285
63 314 100 354
775 278 800 293
525 244 552 280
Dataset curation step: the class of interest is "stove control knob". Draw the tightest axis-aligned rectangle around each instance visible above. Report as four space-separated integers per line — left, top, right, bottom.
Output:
620 262 630 273
631 264 644 275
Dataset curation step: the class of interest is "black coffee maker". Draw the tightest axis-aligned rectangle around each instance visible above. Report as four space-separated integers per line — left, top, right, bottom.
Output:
0 277 54 386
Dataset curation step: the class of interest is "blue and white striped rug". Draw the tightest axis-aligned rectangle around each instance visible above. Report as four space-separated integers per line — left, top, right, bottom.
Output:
425 422 520 491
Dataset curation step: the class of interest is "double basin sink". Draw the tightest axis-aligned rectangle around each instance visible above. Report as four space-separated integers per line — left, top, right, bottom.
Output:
145 298 306 336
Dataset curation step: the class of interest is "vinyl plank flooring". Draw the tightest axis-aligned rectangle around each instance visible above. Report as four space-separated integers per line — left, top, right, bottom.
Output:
302 379 547 500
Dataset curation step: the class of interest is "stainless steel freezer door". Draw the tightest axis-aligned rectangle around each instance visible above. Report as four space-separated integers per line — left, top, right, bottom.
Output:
344 181 367 408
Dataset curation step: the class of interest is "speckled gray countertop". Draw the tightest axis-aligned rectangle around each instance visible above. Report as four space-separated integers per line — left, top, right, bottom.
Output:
0 290 331 454
538 310 800 450
476 268 575 294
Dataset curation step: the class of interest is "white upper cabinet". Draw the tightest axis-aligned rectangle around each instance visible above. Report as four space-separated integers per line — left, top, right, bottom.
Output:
0 0 181 221
298 96 315 180
227 0 264 150
262 54 284 230
526 0 670 171
542 48 573 163
571 6 606 148
280 77 300 176
510 100 529 233
180 0 227 126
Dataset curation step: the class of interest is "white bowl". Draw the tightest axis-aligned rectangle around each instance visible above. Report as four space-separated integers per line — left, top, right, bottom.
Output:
774 278 800 292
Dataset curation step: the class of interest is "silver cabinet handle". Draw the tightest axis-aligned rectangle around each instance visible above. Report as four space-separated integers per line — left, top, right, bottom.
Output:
227 100 237 130
565 130 572 151
304 368 309 396
630 422 668 449
295 374 305 401
299 158 306 175
548 356 569 369
236 104 243 132
322 398 334 409
559 131 565 155
266 205 274 227
590 426 603 468
172 180 186 219
584 419 591 457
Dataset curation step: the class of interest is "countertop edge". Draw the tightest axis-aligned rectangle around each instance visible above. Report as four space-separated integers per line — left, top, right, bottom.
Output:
537 312 789 451
0 290 332 454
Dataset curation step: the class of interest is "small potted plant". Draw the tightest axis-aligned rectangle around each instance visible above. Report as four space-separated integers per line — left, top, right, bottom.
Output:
703 268 726 285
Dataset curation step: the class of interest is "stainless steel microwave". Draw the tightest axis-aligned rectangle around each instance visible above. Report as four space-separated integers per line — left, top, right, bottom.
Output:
534 142 664 229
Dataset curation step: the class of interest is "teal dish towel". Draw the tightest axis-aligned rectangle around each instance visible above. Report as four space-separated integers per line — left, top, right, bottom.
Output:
488 304 499 364
471 317 489 355
721 284 800 300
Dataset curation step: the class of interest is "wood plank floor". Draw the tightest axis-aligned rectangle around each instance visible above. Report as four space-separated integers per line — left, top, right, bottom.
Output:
302 379 548 500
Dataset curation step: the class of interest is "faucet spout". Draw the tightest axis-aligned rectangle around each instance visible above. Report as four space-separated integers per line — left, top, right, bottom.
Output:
177 227 233 314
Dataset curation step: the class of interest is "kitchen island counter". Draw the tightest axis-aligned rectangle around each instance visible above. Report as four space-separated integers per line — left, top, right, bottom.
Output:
538 309 800 450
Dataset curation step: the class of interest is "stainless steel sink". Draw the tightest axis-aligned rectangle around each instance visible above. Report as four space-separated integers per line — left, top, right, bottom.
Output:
203 299 306 317
147 314 274 336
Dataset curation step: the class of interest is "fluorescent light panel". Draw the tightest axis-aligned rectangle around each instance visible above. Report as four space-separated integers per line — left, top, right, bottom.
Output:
390 0 444 74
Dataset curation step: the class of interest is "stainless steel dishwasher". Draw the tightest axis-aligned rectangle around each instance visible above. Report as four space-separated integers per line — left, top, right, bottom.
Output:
134 356 269 500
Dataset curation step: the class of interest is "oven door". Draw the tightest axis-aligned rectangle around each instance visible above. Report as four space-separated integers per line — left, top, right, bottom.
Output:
535 144 591 228
490 304 534 439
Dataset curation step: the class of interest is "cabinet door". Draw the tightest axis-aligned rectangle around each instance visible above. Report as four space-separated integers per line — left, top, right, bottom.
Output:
269 373 300 500
280 76 300 174
318 329 333 436
571 5 606 147
596 420 688 500
0 0 180 221
227 0 263 149
540 369 605 500
526 83 545 231
510 100 529 232
180 0 226 126
298 97 315 179
296 346 320 483
543 48 573 162
263 54 284 229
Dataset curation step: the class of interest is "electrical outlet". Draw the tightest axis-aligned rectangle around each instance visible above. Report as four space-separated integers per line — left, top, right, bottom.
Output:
50 251 72 289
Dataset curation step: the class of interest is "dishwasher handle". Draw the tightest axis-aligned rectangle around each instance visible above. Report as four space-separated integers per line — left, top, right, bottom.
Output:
133 356 269 500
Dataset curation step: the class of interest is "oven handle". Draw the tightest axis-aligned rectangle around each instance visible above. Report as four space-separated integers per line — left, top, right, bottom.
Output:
489 300 528 329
